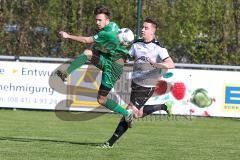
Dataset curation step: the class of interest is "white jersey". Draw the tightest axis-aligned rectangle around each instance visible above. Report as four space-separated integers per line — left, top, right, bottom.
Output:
129 39 169 87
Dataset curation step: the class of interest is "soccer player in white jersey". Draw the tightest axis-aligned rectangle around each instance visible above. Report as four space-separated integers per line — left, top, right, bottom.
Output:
99 17 175 148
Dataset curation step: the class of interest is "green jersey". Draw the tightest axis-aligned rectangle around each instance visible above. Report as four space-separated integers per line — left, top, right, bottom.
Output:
92 22 128 61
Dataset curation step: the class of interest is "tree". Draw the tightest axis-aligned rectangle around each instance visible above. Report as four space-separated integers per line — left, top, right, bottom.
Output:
0 0 239 65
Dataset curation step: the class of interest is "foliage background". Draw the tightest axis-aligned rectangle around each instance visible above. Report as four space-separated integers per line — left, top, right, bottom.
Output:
0 0 239 64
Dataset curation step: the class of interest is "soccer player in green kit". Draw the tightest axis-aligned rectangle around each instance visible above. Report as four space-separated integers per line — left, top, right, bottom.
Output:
56 5 133 123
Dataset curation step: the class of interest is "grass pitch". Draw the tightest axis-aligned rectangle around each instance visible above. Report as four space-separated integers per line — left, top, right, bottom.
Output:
0 109 239 160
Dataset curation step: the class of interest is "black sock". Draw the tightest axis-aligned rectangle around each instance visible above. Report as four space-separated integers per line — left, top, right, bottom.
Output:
143 104 167 117
107 117 129 146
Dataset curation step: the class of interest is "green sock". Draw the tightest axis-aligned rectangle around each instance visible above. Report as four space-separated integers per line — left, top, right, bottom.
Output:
105 99 128 116
67 53 88 74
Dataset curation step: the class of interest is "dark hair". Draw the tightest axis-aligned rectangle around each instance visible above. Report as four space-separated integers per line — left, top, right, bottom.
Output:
144 17 158 28
94 5 111 18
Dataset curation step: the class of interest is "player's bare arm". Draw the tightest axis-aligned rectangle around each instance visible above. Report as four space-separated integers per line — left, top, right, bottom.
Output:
59 31 94 44
148 57 175 69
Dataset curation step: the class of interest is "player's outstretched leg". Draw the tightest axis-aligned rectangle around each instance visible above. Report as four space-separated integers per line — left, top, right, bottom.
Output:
55 51 89 81
102 98 133 125
55 69 68 82
96 142 113 149
97 117 128 148
164 101 174 117
66 53 88 74
97 86 133 124
142 100 173 117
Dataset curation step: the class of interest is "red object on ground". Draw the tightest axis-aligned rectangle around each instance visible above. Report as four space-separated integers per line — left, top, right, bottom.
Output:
171 82 186 100
154 80 168 95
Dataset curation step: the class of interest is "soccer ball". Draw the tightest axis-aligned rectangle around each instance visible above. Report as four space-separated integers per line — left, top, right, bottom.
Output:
117 28 134 46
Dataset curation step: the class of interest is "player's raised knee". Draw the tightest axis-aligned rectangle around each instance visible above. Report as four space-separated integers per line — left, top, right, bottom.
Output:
97 96 106 105
137 108 144 118
83 49 93 59
127 104 139 118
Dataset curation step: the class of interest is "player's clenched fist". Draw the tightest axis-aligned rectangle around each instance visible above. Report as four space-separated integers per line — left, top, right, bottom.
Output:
59 31 70 39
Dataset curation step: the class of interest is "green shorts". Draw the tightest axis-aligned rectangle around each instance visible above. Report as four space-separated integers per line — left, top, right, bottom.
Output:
91 52 124 89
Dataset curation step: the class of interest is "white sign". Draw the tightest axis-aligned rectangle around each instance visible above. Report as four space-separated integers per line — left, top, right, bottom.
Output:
147 69 240 118
0 61 240 118
0 61 63 109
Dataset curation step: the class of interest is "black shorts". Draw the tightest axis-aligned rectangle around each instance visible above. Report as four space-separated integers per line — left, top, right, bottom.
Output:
130 81 155 109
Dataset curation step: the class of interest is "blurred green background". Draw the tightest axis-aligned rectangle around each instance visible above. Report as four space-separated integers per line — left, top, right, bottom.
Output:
0 0 239 64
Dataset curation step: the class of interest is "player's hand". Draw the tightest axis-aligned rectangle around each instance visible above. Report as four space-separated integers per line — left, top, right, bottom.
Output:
127 104 139 118
59 31 70 39
146 57 156 67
